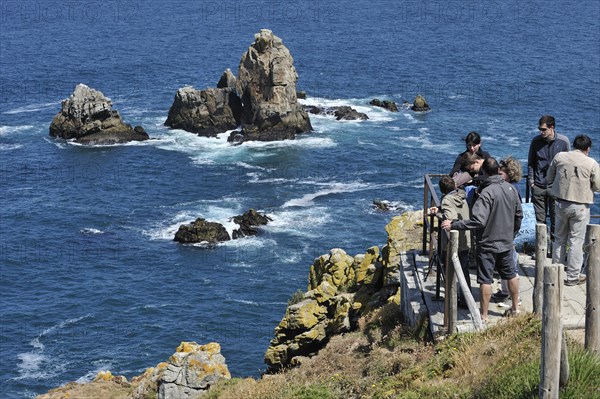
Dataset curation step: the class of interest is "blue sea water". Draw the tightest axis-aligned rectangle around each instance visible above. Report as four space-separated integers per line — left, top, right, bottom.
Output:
1 0 599 397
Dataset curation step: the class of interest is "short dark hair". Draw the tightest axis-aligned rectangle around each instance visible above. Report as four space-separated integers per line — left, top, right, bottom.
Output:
460 151 482 170
539 115 555 128
439 176 456 194
464 131 481 145
573 134 592 151
482 157 499 176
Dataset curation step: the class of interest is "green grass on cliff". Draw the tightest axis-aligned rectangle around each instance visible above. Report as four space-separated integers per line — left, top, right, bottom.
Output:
205 305 600 399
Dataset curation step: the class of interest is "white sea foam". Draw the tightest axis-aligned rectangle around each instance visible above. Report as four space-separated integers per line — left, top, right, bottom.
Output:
281 181 397 208
266 207 331 237
0 125 35 135
3 102 57 114
80 228 104 235
16 315 92 381
241 135 336 149
75 360 115 384
0 143 23 151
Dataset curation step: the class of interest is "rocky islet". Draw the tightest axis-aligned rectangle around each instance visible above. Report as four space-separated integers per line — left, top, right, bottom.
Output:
49 84 149 145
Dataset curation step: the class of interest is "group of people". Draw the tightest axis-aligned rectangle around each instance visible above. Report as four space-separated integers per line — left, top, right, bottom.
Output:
429 115 599 324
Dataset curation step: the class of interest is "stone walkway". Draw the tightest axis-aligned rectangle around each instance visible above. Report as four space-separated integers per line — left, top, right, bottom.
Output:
403 250 588 337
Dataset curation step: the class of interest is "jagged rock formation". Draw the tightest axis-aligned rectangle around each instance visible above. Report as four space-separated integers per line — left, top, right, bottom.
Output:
369 98 399 112
264 211 424 372
174 218 231 244
165 30 311 142
49 84 149 145
35 342 230 399
236 29 312 141
304 105 369 121
164 83 242 137
411 94 430 112
174 209 271 244
232 209 272 238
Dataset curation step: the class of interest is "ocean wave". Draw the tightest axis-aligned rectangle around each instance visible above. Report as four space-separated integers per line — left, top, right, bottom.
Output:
241 135 336 149
0 125 35 135
0 143 23 151
3 103 57 115
266 207 331 237
15 315 93 381
281 181 401 208
79 228 104 235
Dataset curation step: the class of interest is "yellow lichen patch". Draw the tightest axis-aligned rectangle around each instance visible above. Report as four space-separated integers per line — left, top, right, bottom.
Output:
202 363 217 374
93 370 113 382
199 342 221 355
177 341 201 353
157 362 168 370
188 358 202 367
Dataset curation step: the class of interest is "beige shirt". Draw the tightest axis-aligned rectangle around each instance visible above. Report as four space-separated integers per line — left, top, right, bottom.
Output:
547 150 600 204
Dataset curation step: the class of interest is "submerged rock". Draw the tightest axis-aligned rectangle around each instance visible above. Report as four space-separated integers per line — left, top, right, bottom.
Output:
369 98 398 112
49 84 149 145
174 218 231 244
164 86 242 137
411 94 430 112
232 209 271 239
236 29 312 141
304 105 369 121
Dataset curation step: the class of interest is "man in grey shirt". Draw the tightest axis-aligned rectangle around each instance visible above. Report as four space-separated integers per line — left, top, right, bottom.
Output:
442 158 523 322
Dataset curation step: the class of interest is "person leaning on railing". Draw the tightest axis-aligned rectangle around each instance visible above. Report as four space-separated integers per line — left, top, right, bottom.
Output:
428 176 472 308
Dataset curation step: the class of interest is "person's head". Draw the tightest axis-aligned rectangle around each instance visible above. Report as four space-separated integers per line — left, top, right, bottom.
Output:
499 156 523 183
538 115 556 140
573 134 592 155
461 151 483 173
482 157 499 176
439 176 456 195
464 131 482 154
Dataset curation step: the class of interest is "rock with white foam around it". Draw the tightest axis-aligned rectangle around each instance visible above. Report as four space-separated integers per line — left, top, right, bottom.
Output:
49 84 149 145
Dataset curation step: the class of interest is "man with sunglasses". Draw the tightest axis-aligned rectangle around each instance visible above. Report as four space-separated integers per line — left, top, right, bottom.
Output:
527 115 570 239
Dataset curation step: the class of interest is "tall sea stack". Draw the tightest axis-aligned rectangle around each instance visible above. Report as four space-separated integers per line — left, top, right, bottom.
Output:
165 30 312 142
236 29 312 141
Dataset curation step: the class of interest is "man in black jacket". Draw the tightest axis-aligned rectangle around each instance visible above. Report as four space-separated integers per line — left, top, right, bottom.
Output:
527 115 570 237
442 158 523 323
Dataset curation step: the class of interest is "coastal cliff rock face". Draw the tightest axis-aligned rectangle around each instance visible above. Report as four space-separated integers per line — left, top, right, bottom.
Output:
411 94 430 112
156 342 231 399
236 29 312 141
49 84 149 144
164 85 242 137
35 342 229 399
265 211 424 372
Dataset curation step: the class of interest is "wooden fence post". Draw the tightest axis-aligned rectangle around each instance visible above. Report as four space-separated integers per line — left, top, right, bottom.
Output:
539 265 562 399
447 230 458 334
534 223 547 315
585 224 600 353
